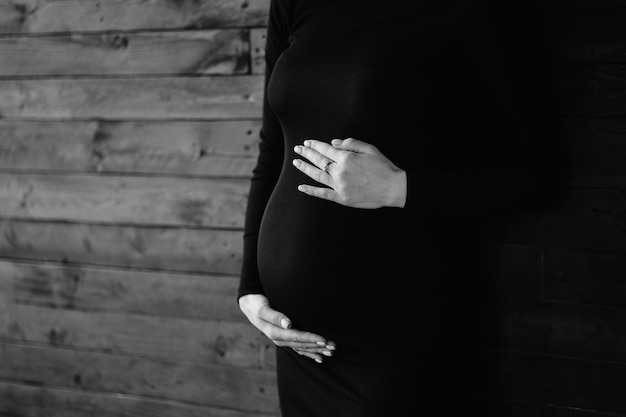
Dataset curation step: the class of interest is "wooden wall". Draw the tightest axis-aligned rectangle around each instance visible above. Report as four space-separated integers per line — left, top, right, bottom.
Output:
480 1 626 416
0 1 625 416
0 0 280 416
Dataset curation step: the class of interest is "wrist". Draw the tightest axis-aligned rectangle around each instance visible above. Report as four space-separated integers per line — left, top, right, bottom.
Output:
387 169 407 208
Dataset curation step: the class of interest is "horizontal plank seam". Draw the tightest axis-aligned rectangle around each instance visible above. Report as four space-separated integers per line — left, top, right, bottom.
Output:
544 403 626 417
0 117 263 122
0 375 276 416
0 300 246 324
0 255 243 277
0 339 269 371
488 347 626 367
0 170 255 180
0 26 269 39
0 257 241 279
0 217 245 231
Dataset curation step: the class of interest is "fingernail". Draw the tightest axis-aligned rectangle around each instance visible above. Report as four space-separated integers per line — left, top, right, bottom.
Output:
292 159 299 166
316 341 326 346
294 145 301 153
322 350 332 356
315 358 323 364
326 344 336 350
280 318 291 329
303 140 310 147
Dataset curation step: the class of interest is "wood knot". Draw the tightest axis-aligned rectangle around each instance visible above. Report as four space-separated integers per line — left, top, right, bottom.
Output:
47 327 68 347
111 35 129 49
214 335 228 357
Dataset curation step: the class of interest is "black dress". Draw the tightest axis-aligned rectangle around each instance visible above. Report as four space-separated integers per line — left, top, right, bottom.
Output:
238 0 555 415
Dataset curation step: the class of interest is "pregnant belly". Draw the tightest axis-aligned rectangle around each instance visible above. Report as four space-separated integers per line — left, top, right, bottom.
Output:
257 180 368 321
255 176 445 337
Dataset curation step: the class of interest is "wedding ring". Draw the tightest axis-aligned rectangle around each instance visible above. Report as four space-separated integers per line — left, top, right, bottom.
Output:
323 160 335 173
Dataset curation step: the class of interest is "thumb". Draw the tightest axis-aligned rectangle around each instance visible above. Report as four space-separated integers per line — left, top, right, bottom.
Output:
331 137 375 154
259 305 292 329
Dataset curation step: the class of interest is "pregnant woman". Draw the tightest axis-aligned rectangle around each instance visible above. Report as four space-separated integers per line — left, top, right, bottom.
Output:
238 0 560 415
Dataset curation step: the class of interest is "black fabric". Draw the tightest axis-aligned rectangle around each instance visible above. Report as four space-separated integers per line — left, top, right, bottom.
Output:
238 0 561 415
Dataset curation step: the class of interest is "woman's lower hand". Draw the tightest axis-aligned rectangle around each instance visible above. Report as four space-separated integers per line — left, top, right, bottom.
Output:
238 293 336 363
292 137 407 209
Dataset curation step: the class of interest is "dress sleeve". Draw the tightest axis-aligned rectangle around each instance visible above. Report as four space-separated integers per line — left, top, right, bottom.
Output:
237 0 291 300
403 0 567 214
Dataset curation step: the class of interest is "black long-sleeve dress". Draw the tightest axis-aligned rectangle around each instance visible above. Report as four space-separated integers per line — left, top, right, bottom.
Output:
238 0 560 415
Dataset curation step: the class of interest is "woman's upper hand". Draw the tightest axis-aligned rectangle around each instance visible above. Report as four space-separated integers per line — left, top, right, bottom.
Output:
292 138 407 209
238 293 336 363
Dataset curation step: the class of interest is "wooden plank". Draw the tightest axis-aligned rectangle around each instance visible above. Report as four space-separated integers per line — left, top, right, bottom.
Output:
0 220 243 275
539 0 626 11
468 400 543 417
0 0 270 34
0 76 264 120
534 8 626 64
489 350 626 414
0 341 280 414
0 303 271 369
487 244 543 301
493 300 626 364
563 118 626 188
0 380 279 417
0 30 249 76
0 173 248 227
544 404 626 417
498 188 626 251
543 247 626 307
0 259 244 321
556 64 626 118
250 28 266 75
0 120 260 176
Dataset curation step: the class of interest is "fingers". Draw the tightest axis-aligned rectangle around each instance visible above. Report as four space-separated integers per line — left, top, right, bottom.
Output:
242 296 338 364
292 346 335 363
331 137 377 154
294 349 324 363
273 329 337 364
292 158 333 186
302 139 342 161
297 184 341 205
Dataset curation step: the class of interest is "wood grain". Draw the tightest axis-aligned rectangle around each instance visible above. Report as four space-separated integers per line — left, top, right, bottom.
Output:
0 341 280 414
543 247 626 307
0 76 263 119
0 303 272 369
0 380 279 417
493 300 626 363
0 30 250 76
534 8 626 64
556 65 626 118
487 244 543 301
0 120 260 176
250 28 266 75
564 118 626 187
0 259 244 321
490 350 626 414
543 405 626 417
0 0 270 34
498 187 626 251
0 173 249 227
0 220 243 275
